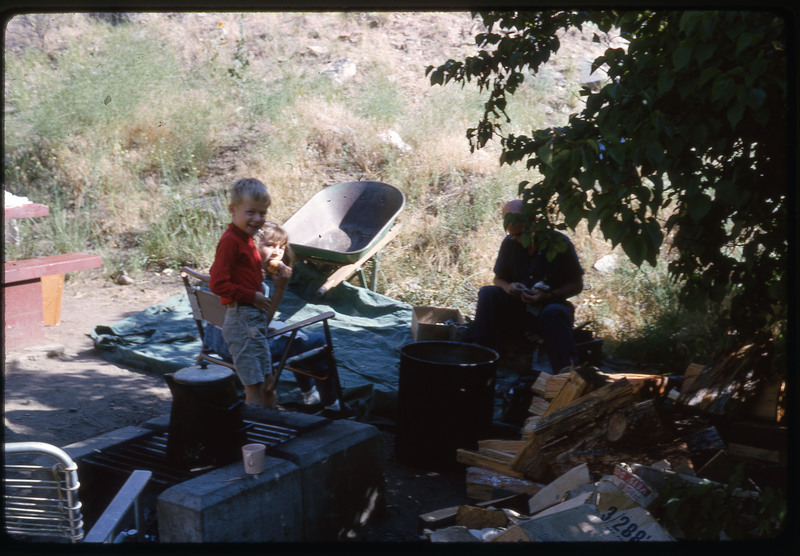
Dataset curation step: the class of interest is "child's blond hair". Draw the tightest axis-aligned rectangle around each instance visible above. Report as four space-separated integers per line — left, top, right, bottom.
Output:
231 178 271 206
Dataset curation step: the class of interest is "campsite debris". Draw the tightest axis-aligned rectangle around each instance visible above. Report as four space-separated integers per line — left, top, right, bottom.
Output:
512 375 640 481
114 270 134 285
418 349 786 542
606 398 674 446
465 467 542 501
678 341 779 417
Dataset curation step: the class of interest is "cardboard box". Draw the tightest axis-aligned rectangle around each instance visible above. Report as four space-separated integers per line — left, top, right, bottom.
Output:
411 306 466 341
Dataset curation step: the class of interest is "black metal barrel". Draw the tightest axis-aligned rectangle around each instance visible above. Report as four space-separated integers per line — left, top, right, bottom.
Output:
395 341 499 470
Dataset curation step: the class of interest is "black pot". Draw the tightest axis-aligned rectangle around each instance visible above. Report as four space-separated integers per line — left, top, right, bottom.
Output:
164 365 247 471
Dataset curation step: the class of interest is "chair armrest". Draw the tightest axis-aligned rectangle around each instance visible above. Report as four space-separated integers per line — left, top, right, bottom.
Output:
180 266 210 284
267 311 335 338
83 470 152 543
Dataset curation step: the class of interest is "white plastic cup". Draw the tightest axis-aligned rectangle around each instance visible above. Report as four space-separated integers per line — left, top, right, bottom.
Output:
242 443 266 474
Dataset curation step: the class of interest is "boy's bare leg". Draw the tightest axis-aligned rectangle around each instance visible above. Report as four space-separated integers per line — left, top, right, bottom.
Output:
244 382 266 406
262 373 277 408
243 374 277 407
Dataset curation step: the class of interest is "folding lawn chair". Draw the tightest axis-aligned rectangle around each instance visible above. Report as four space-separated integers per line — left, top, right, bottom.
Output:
3 441 151 543
179 267 347 409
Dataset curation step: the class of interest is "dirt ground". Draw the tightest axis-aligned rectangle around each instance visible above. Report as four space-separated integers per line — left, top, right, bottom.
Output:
3 269 473 543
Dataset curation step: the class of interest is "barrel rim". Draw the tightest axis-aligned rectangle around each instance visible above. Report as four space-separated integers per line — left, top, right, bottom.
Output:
398 340 499 366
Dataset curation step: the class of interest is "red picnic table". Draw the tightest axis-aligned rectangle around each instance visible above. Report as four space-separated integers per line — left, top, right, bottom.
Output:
4 198 102 349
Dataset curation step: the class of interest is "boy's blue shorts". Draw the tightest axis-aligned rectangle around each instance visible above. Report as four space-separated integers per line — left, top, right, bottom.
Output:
221 304 272 386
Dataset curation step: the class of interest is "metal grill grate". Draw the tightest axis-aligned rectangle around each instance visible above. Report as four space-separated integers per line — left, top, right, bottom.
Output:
79 420 298 488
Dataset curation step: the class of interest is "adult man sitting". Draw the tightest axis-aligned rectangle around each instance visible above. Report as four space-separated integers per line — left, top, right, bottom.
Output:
469 199 584 374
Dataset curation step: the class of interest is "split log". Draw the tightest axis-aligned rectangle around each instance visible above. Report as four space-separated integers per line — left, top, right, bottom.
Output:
511 378 639 482
456 449 527 479
551 438 694 478
528 396 551 416
541 370 595 416
531 373 569 399
522 416 541 440
606 398 675 446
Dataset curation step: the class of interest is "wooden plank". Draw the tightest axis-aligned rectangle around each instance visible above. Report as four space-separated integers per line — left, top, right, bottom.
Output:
41 273 65 326
456 449 527 479
746 375 786 422
681 363 706 395
4 202 49 220
477 439 526 457
4 253 102 283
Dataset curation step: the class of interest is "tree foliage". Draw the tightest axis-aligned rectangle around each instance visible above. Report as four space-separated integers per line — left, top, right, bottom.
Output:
429 10 789 345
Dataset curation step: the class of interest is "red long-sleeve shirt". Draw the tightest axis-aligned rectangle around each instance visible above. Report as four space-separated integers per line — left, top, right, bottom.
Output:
209 224 263 306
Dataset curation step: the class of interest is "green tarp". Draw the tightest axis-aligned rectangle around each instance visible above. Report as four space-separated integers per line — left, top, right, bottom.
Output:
91 263 415 421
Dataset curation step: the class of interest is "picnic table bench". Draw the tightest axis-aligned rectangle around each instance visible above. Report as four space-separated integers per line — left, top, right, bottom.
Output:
4 200 102 349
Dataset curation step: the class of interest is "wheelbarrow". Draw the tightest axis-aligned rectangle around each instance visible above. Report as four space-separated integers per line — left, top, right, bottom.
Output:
282 180 405 295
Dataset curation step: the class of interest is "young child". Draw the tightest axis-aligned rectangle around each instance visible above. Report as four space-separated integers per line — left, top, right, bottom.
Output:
257 222 339 409
209 178 276 407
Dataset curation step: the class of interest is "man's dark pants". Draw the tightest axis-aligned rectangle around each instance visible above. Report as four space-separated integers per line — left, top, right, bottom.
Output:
471 285 577 373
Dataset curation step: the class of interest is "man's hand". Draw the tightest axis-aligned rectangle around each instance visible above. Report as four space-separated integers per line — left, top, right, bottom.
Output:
252 291 272 313
521 288 550 305
507 282 527 296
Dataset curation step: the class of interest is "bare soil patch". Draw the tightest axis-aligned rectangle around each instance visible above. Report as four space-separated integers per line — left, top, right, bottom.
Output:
3 270 470 542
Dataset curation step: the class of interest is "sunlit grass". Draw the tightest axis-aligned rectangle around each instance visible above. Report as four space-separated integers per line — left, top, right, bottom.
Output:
3 12 728 368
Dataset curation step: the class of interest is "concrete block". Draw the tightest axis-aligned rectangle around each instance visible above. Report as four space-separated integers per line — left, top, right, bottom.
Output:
269 419 385 540
241 405 330 434
158 456 303 542
141 413 170 431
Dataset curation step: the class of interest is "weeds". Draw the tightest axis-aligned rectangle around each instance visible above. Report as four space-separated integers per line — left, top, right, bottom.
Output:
3 13 726 367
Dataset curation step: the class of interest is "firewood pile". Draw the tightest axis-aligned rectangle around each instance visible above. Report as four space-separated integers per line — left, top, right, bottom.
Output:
419 342 787 542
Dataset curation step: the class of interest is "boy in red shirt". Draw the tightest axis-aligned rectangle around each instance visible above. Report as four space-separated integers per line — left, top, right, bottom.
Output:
209 178 287 406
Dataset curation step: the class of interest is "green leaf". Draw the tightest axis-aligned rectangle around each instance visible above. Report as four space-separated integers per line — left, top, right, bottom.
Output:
657 71 675 96
688 195 712 222
672 44 692 70
727 102 745 130
538 141 554 167
694 42 716 65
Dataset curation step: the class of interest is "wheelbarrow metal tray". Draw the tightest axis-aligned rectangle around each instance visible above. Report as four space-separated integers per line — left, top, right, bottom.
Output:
283 181 405 264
